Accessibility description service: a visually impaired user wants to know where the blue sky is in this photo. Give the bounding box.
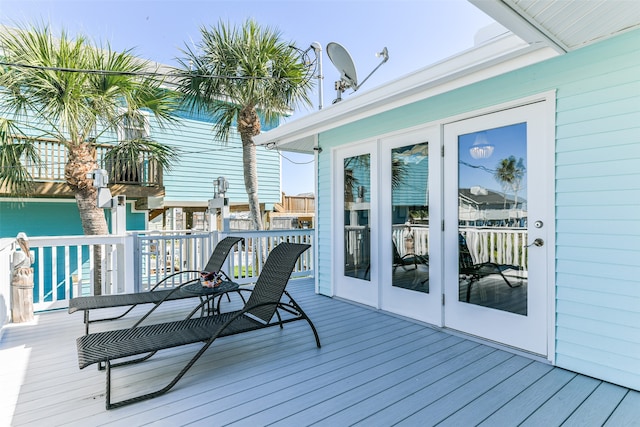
[459,123,527,199]
[0,0,496,195]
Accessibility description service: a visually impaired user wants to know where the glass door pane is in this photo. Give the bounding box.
[391,143,429,293]
[344,154,371,280]
[444,100,550,356]
[457,123,528,315]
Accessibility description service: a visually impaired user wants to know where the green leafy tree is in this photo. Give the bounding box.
[0,24,179,294]
[174,19,314,230]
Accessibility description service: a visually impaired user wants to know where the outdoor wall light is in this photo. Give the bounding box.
[213,176,229,198]
[469,131,494,159]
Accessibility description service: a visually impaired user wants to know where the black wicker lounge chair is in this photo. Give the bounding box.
[459,236,522,302]
[76,242,320,410]
[69,236,243,334]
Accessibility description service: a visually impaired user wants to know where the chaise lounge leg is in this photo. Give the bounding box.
[284,291,321,348]
[105,337,220,410]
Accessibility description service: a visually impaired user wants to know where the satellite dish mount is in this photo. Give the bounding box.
[326,42,389,103]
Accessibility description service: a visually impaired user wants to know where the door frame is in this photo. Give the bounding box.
[328,91,556,361]
[379,126,442,325]
[332,139,380,308]
[441,92,556,360]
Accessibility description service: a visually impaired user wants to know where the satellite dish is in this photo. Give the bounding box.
[326,41,389,104]
[326,42,358,91]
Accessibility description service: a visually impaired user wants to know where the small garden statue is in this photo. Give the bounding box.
[12,232,35,323]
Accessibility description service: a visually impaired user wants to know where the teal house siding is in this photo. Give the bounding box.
[0,200,146,237]
[392,161,428,207]
[1,100,282,238]
[552,30,640,389]
[0,201,84,237]
[0,200,145,302]
[315,29,640,389]
[150,115,281,205]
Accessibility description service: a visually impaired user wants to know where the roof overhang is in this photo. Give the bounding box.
[470,0,640,53]
[254,32,557,153]
[255,0,640,154]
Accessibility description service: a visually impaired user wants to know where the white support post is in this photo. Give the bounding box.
[121,234,136,294]
[110,195,127,235]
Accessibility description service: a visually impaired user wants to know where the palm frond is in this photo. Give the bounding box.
[0,118,39,196]
[102,137,179,173]
[173,18,315,138]
[1,23,179,145]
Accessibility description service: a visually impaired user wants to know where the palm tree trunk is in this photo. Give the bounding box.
[242,137,263,230]
[238,106,263,230]
[65,143,110,295]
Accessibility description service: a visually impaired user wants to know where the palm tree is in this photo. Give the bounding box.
[0,120,40,196]
[0,24,179,294]
[494,156,525,209]
[174,19,314,230]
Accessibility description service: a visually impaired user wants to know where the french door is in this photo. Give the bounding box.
[443,101,551,356]
[333,131,441,323]
[379,128,441,324]
[334,141,379,307]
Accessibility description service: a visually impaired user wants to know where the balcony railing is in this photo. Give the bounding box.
[13,136,162,186]
[1,226,529,316]
[0,229,315,312]
[339,226,528,271]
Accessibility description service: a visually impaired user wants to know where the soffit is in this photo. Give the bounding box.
[471,0,640,52]
[256,1,640,153]
[254,33,553,153]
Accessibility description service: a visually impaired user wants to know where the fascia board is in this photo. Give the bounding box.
[255,33,557,152]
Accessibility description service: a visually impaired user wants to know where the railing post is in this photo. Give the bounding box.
[129,232,141,293]
[0,240,14,332]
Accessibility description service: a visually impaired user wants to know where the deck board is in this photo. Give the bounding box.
[520,375,602,426]
[560,382,629,427]
[604,391,640,426]
[1,277,639,426]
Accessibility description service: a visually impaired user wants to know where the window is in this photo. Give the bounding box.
[117,111,150,142]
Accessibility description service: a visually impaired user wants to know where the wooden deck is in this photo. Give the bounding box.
[1,278,638,426]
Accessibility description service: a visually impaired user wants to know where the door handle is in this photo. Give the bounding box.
[528,238,544,247]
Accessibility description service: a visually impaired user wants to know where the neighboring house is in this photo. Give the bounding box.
[0,70,282,238]
[459,186,525,227]
[255,1,640,392]
[268,192,316,230]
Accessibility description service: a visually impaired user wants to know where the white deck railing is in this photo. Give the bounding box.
[0,238,14,333]
[0,229,314,314]
[461,227,528,268]
[14,234,135,312]
[385,225,528,268]
[133,229,314,291]
[1,226,527,317]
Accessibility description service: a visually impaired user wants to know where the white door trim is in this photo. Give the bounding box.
[378,126,443,325]
[442,97,555,359]
[332,140,380,308]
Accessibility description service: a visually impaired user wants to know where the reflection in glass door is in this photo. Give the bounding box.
[458,124,528,314]
[443,101,550,356]
[344,154,371,280]
[391,143,429,293]
[380,127,441,326]
[335,142,378,308]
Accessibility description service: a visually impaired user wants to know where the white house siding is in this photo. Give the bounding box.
[152,115,281,205]
[315,29,640,390]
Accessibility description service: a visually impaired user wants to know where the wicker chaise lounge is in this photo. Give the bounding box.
[459,237,522,302]
[76,242,320,410]
[69,236,243,334]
